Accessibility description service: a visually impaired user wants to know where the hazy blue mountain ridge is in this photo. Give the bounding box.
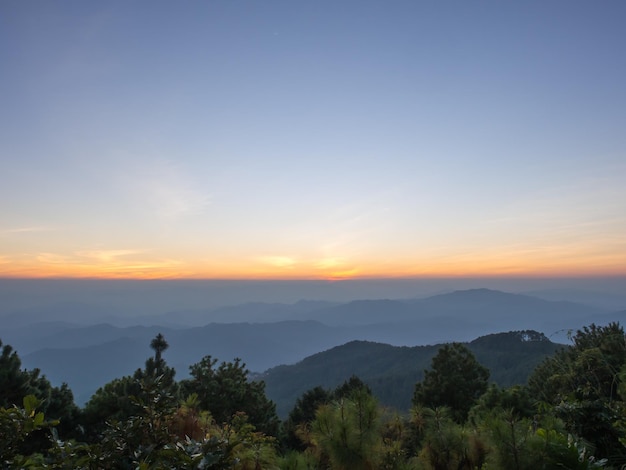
[20,321,350,403]
[2,288,620,406]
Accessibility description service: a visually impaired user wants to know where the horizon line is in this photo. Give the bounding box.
[2,273,625,282]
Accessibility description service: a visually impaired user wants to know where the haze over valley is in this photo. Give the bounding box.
[1,278,624,407]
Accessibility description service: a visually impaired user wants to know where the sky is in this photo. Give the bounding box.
[1,1,625,280]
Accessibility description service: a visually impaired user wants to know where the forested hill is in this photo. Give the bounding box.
[263,330,563,417]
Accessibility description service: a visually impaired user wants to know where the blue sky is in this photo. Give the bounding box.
[1,1,625,278]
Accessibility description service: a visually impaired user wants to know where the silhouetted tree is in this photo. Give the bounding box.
[283,386,332,450]
[413,343,489,423]
[180,356,279,436]
[150,333,169,376]
[83,334,178,440]
[333,374,372,400]
[0,339,78,453]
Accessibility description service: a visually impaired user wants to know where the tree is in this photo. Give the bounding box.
[283,386,332,451]
[49,380,280,470]
[0,339,79,453]
[468,384,535,425]
[82,375,143,436]
[309,387,382,470]
[180,356,279,436]
[333,375,372,400]
[141,333,177,390]
[529,323,626,404]
[0,395,56,467]
[527,322,626,464]
[150,333,169,376]
[0,341,34,408]
[413,343,489,423]
[481,410,604,470]
[415,407,487,470]
[82,334,178,440]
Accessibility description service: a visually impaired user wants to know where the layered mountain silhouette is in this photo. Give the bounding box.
[0,288,620,404]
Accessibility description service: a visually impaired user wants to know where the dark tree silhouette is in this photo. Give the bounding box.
[180,356,279,436]
[413,343,489,422]
[150,333,169,376]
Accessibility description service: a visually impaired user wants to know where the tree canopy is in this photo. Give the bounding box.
[413,343,489,423]
[180,355,280,436]
[2,322,625,468]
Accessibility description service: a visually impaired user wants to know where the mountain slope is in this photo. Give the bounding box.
[262,330,564,417]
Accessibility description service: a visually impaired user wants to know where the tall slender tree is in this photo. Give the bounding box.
[150,333,169,376]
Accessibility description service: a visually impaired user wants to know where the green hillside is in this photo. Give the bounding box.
[263,330,564,416]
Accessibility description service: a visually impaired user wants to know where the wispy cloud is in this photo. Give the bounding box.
[122,158,211,219]
[36,252,76,264]
[0,226,57,235]
[34,249,146,266]
[28,249,184,278]
[76,249,142,262]
[258,256,297,268]
[315,257,346,270]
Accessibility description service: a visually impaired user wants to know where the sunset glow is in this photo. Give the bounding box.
[1,2,625,281]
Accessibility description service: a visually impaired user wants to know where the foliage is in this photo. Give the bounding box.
[282,375,374,452]
[2,323,626,467]
[0,340,38,409]
[414,407,487,470]
[468,384,535,424]
[0,339,79,453]
[47,379,279,469]
[529,323,626,404]
[283,385,332,451]
[180,355,279,436]
[277,450,319,470]
[413,343,489,423]
[83,333,179,440]
[0,395,56,467]
[528,322,626,464]
[308,387,382,470]
[82,375,142,434]
[480,410,606,470]
[333,375,372,399]
[265,332,562,417]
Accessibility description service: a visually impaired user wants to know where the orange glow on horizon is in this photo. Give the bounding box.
[1,241,625,280]
[2,258,625,281]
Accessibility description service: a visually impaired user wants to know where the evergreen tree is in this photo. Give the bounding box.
[149,333,169,376]
[415,407,487,470]
[283,386,332,451]
[528,322,626,464]
[180,356,279,436]
[468,384,535,424]
[82,334,178,440]
[310,387,382,470]
[413,343,489,423]
[0,339,79,452]
[333,375,372,400]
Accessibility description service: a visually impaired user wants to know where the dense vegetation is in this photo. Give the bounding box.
[1,322,625,468]
[264,330,561,416]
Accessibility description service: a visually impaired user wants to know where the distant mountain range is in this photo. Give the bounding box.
[1,288,624,405]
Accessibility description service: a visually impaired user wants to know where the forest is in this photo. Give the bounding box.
[1,322,625,469]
